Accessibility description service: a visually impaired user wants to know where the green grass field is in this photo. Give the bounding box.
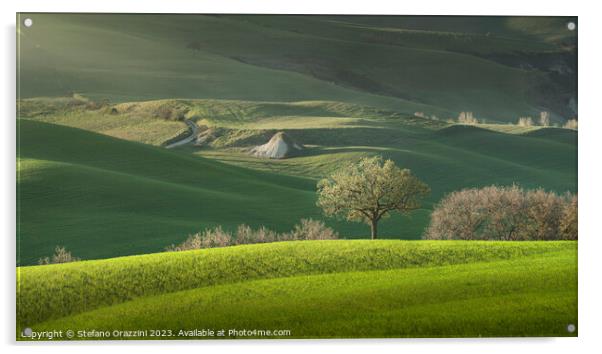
[17,112,576,265]
[18,14,576,122]
[17,119,327,264]
[16,14,578,265]
[17,240,577,339]
[16,14,578,339]
[18,97,188,146]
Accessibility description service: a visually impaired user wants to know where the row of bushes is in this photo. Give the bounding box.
[417,109,578,130]
[165,218,338,252]
[36,186,576,265]
[425,185,577,241]
[38,246,80,265]
[36,219,338,264]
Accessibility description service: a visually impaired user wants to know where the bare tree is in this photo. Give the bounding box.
[523,189,565,240]
[559,195,578,240]
[458,111,478,125]
[484,185,530,240]
[563,118,578,130]
[38,246,80,265]
[425,188,487,240]
[539,111,551,127]
[517,117,534,127]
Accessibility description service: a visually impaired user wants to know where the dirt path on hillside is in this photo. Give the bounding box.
[165,120,199,149]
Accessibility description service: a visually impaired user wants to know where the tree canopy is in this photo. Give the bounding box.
[317,156,430,239]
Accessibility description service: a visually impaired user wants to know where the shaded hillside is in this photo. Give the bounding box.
[17,120,321,264]
[18,14,576,122]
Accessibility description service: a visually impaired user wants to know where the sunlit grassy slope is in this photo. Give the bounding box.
[17,240,577,338]
[18,14,576,122]
[17,104,576,265]
[193,122,577,192]
[18,97,189,146]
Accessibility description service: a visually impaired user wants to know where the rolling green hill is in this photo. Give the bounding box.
[17,101,577,265]
[19,118,445,264]
[17,97,189,146]
[16,14,578,266]
[18,14,577,122]
[191,112,577,193]
[17,120,324,265]
[17,240,577,338]
[16,14,579,340]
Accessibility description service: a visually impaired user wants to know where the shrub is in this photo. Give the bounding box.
[423,188,487,240]
[457,111,478,125]
[254,226,281,243]
[563,118,578,130]
[165,226,233,251]
[523,189,565,240]
[424,185,576,241]
[38,246,80,265]
[539,111,551,127]
[84,99,110,111]
[559,195,578,240]
[482,185,530,240]
[287,218,339,240]
[166,218,338,251]
[199,226,233,248]
[154,105,188,121]
[155,106,174,120]
[234,224,280,244]
[517,117,533,127]
[233,224,254,244]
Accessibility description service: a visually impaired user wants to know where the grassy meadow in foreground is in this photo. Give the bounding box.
[17,240,577,338]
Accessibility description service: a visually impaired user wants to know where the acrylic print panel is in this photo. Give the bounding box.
[16,13,577,340]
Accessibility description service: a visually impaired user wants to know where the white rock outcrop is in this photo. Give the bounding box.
[250,132,303,159]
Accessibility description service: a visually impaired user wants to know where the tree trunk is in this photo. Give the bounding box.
[370,219,378,240]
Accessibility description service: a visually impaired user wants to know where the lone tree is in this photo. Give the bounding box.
[317,156,430,239]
